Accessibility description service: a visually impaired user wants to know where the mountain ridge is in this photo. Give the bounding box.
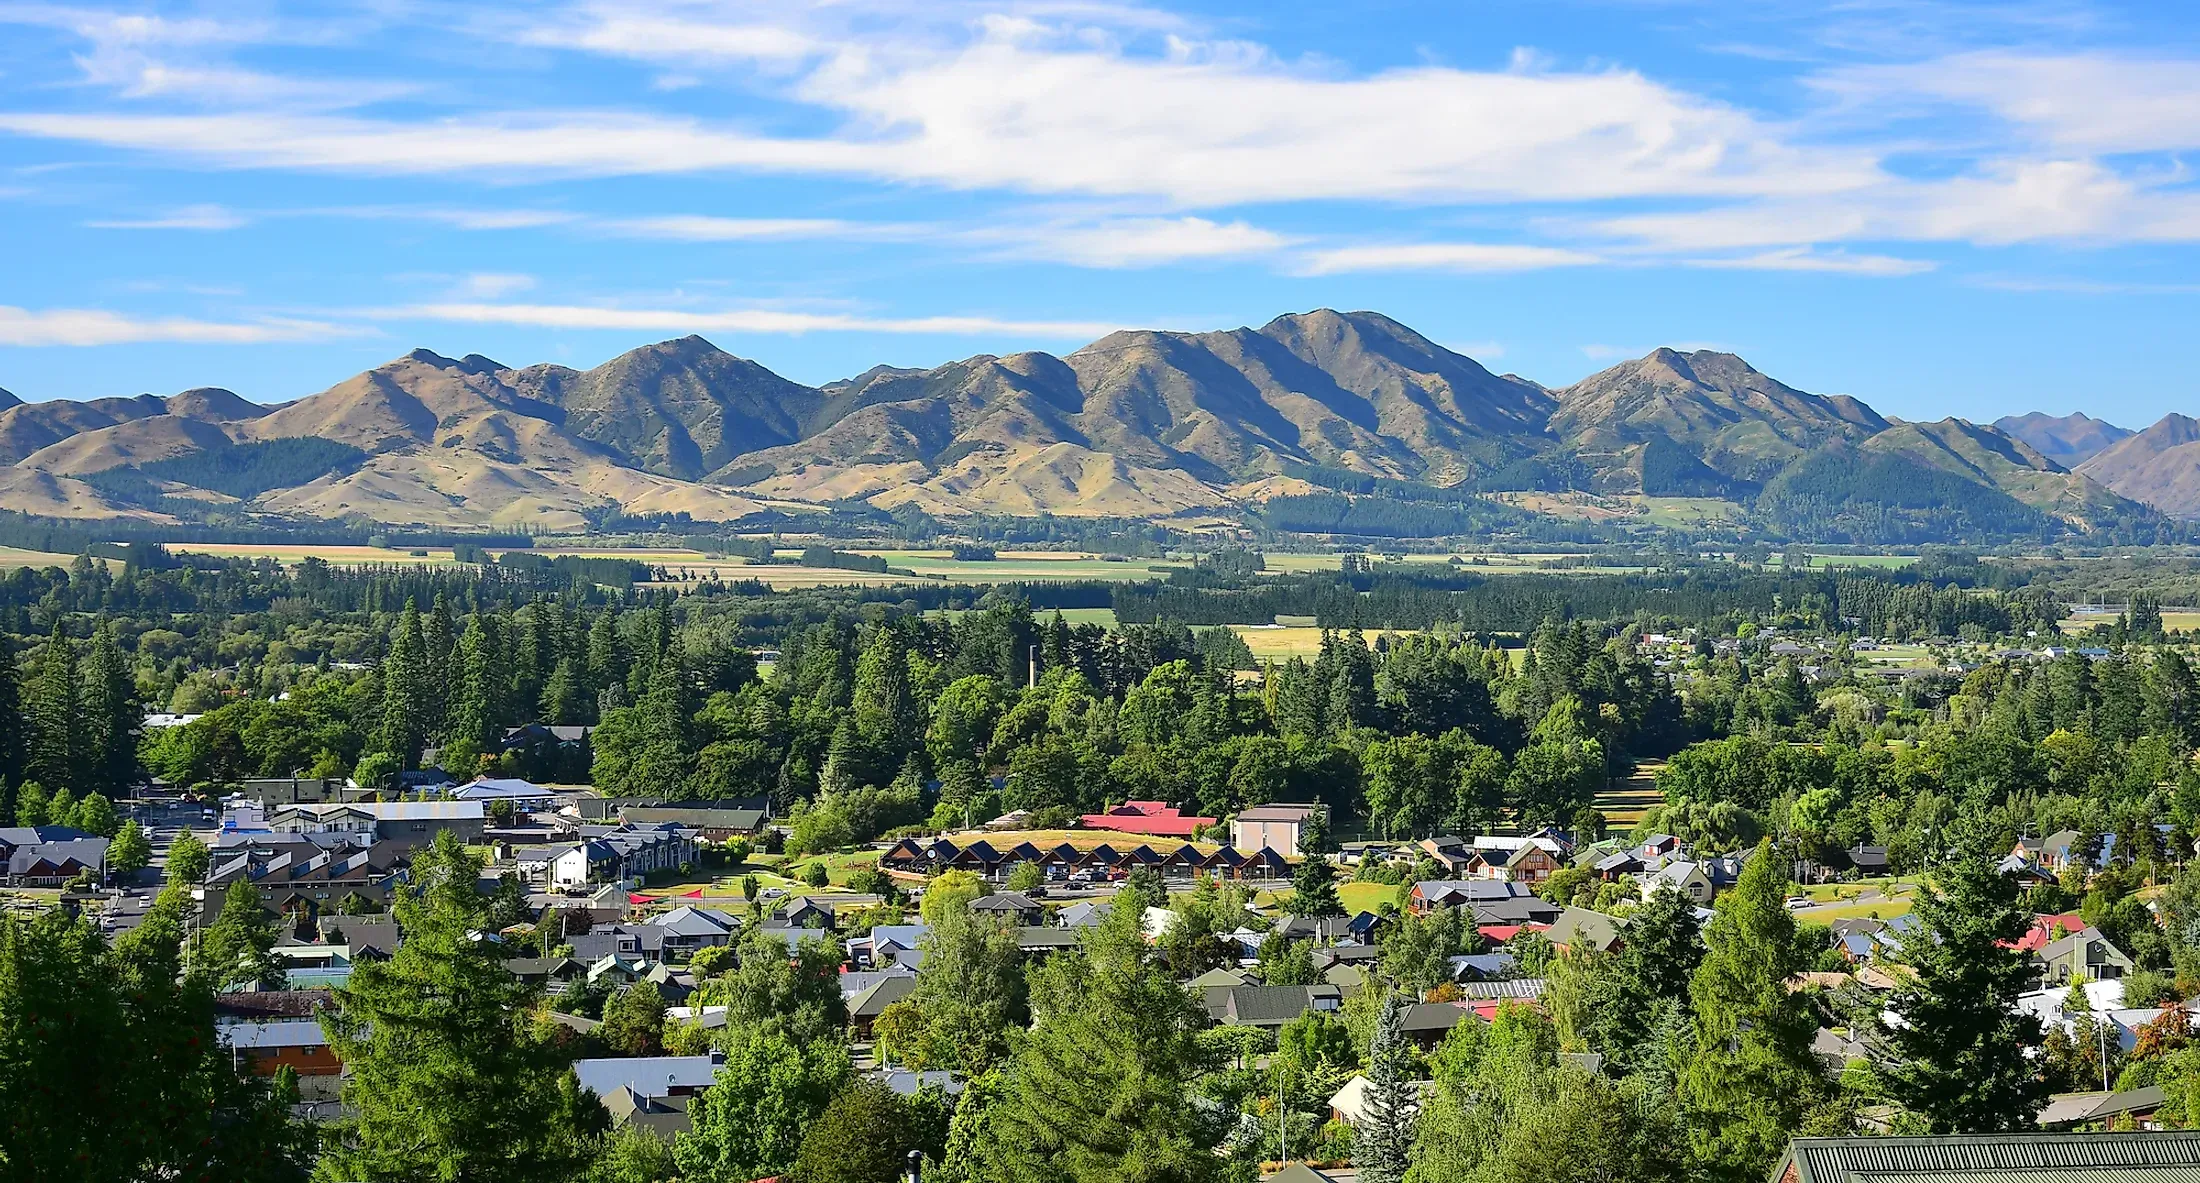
[0,310,2170,537]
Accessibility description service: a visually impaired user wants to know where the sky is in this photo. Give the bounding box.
[2,0,2199,426]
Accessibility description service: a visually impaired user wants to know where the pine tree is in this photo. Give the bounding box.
[1678,841,1823,1183]
[380,600,429,768]
[81,622,137,797]
[1359,991,1418,1183]
[422,592,457,740]
[199,879,285,990]
[1287,852,1345,917]
[448,614,500,750]
[0,634,25,818]
[1878,817,2048,1131]
[24,621,79,795]
[319,831,605,1182]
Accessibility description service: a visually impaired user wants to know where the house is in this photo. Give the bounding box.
[970,892,1044,926]
[3,832,109,886]
[574,1053,722,1109]
[400,769,458,795]
[1057,901,1111,929]
[234,777,350,806]
[1232,804,1326,856]
[1014,927,1082,957]
[1399,1002,1473,1048]
[580,794,771,823]
[601,1088,691,1141]
[777,898,836,930]
[505,957,586,985]
[2038,926,2134,983]
[1077,801,1217,839]
[2037,1086,2167,1129]
[644,906,739,961]
[454,778,562,809]
[1329,1074,1433,1126]
[1266,1167,1341,1183]
[544,825,698,887]
[219,1018,341,1077]
[1547,907,1623,954]
[1409,880,1561,926]
[1492,843,1561,884]
[1216,984,1343,1029]
[204,845,391,924]
[1771,1131,2200,1183]
[267,801,487,850]
[847,974,918,1039]
[1641,860,1714,904]
[619,807,767,841]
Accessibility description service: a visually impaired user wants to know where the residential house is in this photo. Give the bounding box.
[1057,901,1111,929]
[1547,906,1623,954]
[573,1053,723,1114]
[644,906,739,961]
[1409,880,1562,926]
[267,801,487,850]
[619,806,766,841]
[1231,804,1327,856]
[454,778,562,810]
[204,845,391,924]
[1770,1131,2200,1183]
[219,1018,341,1077]
[0,827,109,886]
[2038,926,2134,983]
[544,825,698,888]
[970,892,1044,926]
[2037,1087,2167,1130]
[1641,860,1715,904]
[1215,984,1343,1030]
[848,974,918,1039]
[1078,801,1217,839]
[581,795,771,823]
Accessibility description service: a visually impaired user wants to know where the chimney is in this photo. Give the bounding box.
[1029,644,1039,689]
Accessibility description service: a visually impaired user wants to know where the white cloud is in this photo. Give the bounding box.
[0,305,348,346]
[1297,242,1601,274]
[455,273,536,298]
[376,302,1130,338]
[1684,248,1936,276]
[606,215,873,241]
[1448,340,1506,360]
[1814,52,2200,154]
[84,203,246,230]
[977,216,1294,267]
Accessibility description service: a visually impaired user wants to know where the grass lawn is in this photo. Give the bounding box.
[1801,897,1916,923]
[1339,881,1406,915]
[1227,625,1431,661]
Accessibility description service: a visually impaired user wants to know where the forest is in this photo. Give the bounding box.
[2,545,2200,1181]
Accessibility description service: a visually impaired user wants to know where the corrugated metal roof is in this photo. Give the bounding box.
[1853,1169,2200,1183]
[1786,1133,2200,1183]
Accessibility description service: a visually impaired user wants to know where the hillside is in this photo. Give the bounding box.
[2077,414,2200,517]
[1994,411,2132,467]
[1549,348,1887,490]
[0,310,2169,539]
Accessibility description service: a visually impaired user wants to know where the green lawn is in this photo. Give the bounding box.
[1340,881,1406,915]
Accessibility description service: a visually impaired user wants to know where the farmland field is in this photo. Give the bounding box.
[0,547,97,570]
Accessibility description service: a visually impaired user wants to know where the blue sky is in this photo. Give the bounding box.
[2,0,2198,427]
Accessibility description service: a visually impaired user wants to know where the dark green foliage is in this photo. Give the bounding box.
[1758,446,2053,544]
[1877,819,2049,1132]
[1288,852,1345,917]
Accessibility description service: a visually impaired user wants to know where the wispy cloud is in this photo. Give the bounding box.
[975,217,1295,268]
[1684,248,1935,276]
[0,305,352,346]
[1297,242,1601,274]
[373,301,1133,337]
[84,203,247,230]
[454,273,535,298]
[605,215,883,241]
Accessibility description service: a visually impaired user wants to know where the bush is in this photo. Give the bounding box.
[804,861,831,888]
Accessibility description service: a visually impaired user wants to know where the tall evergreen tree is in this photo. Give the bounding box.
[1287,852,1345,917]
[379,601,429,768]
[81,621,138,798]
[1359,991,1418,1183]
[0,633,25,817]
[24,621,79,795]
[200,879,286,991]
[1678,841,1823,1183]
[1878,818,2048,1131]
[318,831,605,1182]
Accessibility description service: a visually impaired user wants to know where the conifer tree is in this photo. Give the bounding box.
[200,879,286,991]
[24,621,79,795]
[0,633,25,818]
[82,621,138,797]
[319,830,605,1182]
[1287,852,1345,917]
[1359,991,1418,1183]
[1878,817,2048,1132]
[380,600,429,768]
[1678,841,1823,1183]
[448,613,500,751]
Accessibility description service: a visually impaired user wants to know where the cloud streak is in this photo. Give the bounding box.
[373,301,1134,338]
[0,305,351,346]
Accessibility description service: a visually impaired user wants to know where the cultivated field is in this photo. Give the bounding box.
[0,547,96,570]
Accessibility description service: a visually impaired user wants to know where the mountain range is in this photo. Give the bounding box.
[0,309,2188,539]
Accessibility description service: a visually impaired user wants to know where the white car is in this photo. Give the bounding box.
[1784,896,1813,910]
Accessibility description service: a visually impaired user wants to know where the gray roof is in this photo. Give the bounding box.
[1454,978,1546,1000]
[573,1056,720,1101]
[1780,1132,2200,1183]
[848,973,918,1018]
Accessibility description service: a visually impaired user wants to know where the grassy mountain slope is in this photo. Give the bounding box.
[1551,348,1886,485]
[2077,414,2200,517]
[1861,417,2139,522]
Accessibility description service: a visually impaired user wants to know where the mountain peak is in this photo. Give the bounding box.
[0,386,20,411]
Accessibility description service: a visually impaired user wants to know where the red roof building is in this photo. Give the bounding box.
[1078,801,1217,838]
[2013,912,2087,954]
